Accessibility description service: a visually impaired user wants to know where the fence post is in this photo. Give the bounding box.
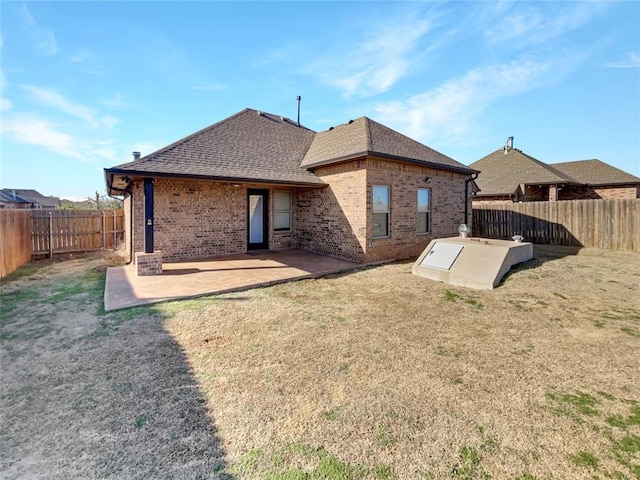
[112,210,117,248]
[48,211,53,258]
[102,211,106,250]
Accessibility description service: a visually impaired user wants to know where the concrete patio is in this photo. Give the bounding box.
[104,249,364,311]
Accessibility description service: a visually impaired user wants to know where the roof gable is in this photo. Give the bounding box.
[109,108,323,186]
[469,148,578,196]
[550,159,640,186]
[301,117,475,174]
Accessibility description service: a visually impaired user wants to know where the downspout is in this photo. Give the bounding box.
[106,177,134,265]
[464,172,479,226]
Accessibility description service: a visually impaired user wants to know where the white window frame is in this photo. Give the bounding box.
[417,188,431,234]
[372,185,390,238]
[273,190,292,232]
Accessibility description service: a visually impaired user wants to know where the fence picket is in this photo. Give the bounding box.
[472,199,639,251]
[29,209,125,256]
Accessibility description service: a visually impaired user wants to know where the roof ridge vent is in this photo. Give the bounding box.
[257,111,262,117]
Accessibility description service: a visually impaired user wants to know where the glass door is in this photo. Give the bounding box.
[247,189,268,250]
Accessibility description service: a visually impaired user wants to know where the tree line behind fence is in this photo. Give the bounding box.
[472,199,639,251]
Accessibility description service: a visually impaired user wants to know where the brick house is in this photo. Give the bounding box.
[470,138,640,203]
[104,108,478,263]
[0,189,60,209]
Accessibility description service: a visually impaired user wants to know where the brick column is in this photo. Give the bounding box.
[135,251,163,276]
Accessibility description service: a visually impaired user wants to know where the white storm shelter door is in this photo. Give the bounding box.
[421,242,464,270]
[248,189,268,250]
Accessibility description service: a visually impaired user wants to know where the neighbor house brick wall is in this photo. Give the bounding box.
[558,185,639,200]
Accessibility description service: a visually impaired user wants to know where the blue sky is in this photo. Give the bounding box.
[1,1,639,200]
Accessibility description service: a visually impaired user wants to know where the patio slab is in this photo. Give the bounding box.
[104,249,363,311]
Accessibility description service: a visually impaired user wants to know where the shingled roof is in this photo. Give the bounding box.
[105,108,476,194]
[469,147,579,196]
[0,189,60,208]
[106,109,322,192]
[550,159,640,186]
[301,116,475,174]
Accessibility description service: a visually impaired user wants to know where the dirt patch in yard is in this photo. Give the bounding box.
[1,246,639,479]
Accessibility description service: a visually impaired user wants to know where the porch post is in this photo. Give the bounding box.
[144,178,154,253]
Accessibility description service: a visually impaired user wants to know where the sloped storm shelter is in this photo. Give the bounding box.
[412,227,533,290]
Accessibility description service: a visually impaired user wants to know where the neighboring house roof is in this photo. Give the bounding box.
[301,116,474,174]
[0,189,60,208]
[469,147,580,197]
[550,159,640,186]
[105,108,477,194]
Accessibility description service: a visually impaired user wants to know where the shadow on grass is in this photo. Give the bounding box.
[0,257,232,479]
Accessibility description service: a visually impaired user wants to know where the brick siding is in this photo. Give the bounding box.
[473,184,639,204]
[128,179,301,261]
[363,157,468,262]
[558,185,639,200]
[125,158,470,263]
[135,252,163,276]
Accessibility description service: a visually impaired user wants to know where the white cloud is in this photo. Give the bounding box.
[606,52,640,68]
[1,114,85,161]
[310,11,434,98]
[21,85,119,129]
[1,113,130,165]
[19,3,58,56]
[0,98,12,111]
[21,85,97,125]
[374,53,584,144]
[484,2,606,47]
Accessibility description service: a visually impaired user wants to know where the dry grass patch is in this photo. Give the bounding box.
[1,246,639,479]
[1,252,227,479]
[159,245,640,479]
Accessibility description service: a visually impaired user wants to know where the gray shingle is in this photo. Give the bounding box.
[111,108,323,186]
[0,189,60,208]
[551,159,640,185]
[106,108,475,193]
[301,117,474,173]
[470,148,579,196]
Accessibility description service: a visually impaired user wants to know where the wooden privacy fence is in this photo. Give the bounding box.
[31,209,125,257]
[472,199,639,251]
[0,210,33,278]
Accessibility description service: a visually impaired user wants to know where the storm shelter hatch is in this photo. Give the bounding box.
[412,237,533,290]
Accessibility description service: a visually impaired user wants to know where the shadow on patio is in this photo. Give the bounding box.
[105,249,364,311]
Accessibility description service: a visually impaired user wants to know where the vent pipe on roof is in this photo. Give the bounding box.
[297,95,301,127]
[504,136,514,154]
[132,151,141,161]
